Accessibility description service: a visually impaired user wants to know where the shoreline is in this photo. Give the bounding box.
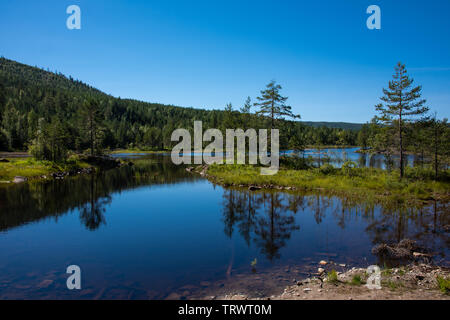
[210,263,450,300]
[0,155,129,185]
[196,164,450,205]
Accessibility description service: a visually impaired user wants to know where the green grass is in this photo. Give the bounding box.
[350,274,364,285]
[0,157,91,182]
[327,270,339,283]
[383,279,403,290]
[436,276,450,295]
[206,164,450,202]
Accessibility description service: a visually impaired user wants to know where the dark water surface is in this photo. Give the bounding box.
[0,153,448,299]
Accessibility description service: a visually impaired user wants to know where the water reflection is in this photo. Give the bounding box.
[221,189,449,265]
[0,154,448,299]
[0,156,197,232]
[282,147,419,169]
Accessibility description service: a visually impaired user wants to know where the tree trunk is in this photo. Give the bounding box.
[434,122,438,179]
[399,105,404,178]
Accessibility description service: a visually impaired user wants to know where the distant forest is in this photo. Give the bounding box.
[0,58,360,156]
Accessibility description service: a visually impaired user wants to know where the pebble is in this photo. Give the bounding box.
[319,260,327,266]
[303,288,311,292]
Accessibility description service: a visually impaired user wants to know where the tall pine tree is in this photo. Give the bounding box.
[375,62,428,178]
[254,81,299,129]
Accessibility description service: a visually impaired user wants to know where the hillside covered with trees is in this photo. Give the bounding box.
[0,58,360,160]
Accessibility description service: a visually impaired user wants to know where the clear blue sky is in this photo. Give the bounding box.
[1,0,449,123]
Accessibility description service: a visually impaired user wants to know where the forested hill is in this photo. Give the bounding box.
[0,57,361,152]
[301,121,362,131]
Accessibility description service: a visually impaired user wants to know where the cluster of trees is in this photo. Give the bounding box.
[357,63,450,178]
[0,58,359,161]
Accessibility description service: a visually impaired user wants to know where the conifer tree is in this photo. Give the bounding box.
[375,62,428,178]
[254,81,299,129]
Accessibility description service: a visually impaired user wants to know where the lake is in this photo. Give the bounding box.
[0,150,448,299]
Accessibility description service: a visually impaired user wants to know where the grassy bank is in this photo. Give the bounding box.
[206,164,450,202]
[0,157,92,183]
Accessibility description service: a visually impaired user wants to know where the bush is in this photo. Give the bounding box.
[327,270,338,283]
[437,276,450,295]
[318,163,336,175]
[342,160,358,177]
[280,155,312,170]
[405,166,435,180]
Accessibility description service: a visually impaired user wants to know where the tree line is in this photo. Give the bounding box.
[0,58,358,162]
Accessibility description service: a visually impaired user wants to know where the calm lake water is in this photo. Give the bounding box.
[0,149,448,299]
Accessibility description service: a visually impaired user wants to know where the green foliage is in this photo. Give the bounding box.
[327,270,338,283]
[0,157,90,181]
[341,160,357,177]
[280,155,312,170]
[254,80,299,128]
[206,164,450,201]
[351,274,363,285]
[375,62,429,178]
[436,276,450,295]
[318,164,336,175]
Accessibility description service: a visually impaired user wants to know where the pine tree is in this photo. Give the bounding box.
[80,98,104,156]
[254,81,299,129]
[375,62,428,178]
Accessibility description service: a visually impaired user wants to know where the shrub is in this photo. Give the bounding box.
[280,155,312,170]
[319,164,336,175]
[342,160,358,177]
[437,276,450,295]
[351,274,363,285]
[327,270,338,283]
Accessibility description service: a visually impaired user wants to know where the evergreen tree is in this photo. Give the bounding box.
[254,81,299,129]
[80,98,104,156]
[375,62,429,178]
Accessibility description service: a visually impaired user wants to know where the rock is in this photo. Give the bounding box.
[303,288,311,292]
[339,264,346,267]
[0,158,9,162]
[13,176,27,183]
[248,185,261,191]
[318,268,325,274]
[319,260,327,266]
[186,167,194,172]
[413,252,431,258]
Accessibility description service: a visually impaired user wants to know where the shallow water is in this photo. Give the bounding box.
[0,153,448,299]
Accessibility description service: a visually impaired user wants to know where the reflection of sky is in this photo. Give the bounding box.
[113,147,419,169]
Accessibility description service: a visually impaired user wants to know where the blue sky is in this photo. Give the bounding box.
[1,0,449,122]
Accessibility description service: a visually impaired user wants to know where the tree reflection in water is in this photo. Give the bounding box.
[78,175,110,231]
[221,188,449,264]
[0,155,448,265]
